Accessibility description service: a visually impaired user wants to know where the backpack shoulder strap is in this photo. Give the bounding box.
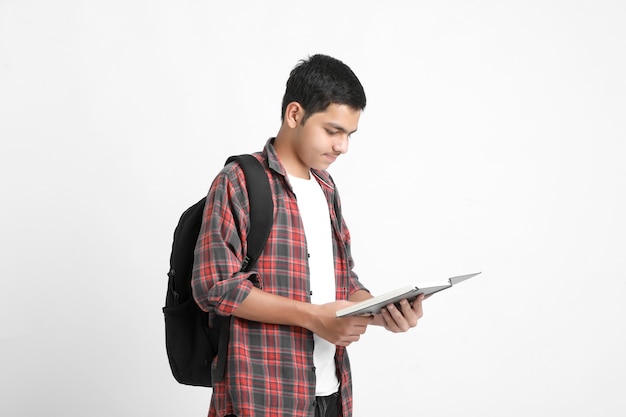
[225,154,274,271]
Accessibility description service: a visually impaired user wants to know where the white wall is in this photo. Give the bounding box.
[1,1,624,416]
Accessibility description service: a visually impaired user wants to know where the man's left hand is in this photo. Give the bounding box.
[377,293,425,333]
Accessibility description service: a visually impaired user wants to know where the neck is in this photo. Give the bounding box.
[274,126,310,179]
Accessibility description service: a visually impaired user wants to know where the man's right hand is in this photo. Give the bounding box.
[307,301,373,347]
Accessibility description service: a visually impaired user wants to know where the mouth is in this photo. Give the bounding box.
[324,153,339,163]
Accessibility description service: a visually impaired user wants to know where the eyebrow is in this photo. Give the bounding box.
[326,122,358,135]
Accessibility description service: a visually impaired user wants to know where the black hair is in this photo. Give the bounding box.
[281,54,366,122]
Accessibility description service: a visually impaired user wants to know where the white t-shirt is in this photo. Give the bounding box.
[288,173,340,396]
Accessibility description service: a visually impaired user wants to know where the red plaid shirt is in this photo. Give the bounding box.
[192,139,368,417]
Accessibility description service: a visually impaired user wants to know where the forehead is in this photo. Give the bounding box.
[309,103,361,132]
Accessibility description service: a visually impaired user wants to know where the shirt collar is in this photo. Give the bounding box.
[263,137,286,176]
[262,137,335,192]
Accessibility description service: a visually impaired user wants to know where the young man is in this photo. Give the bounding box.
[192,54,425,417]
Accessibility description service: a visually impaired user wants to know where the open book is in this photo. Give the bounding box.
[335,272,481,317]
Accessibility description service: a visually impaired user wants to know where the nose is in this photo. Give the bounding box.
[332,135,349,154]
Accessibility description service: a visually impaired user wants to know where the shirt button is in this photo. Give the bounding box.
[310,291,313,296]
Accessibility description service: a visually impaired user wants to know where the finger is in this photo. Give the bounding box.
[355,315,375,325]
[341,315,374,325]
[346,324,368,337]
[412,295,425,319]
[390,304,412,331]
[383,304,409,332]
[379,307,397,332]
[398,299,414,316]
[337,333,362,347]
[398,300,419,328]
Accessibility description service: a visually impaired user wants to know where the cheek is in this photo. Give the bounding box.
[298,129,323,154]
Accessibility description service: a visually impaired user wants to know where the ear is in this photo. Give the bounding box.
[284,102,304,128]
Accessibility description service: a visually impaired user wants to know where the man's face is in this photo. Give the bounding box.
[293,103,361,172]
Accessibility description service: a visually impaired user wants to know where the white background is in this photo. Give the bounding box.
[1,1,625,416]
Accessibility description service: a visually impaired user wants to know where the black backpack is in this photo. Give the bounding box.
[163,154,274,387]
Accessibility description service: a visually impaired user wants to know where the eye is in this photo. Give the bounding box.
[325,128,338,135]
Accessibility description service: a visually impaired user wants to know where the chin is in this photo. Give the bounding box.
[313,162,332,171]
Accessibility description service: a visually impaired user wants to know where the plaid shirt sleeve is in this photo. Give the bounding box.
[192,163,258,321]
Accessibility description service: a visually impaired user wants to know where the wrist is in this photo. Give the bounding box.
[298,302,322,333]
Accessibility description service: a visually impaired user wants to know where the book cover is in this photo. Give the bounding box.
[335,272,480,317]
